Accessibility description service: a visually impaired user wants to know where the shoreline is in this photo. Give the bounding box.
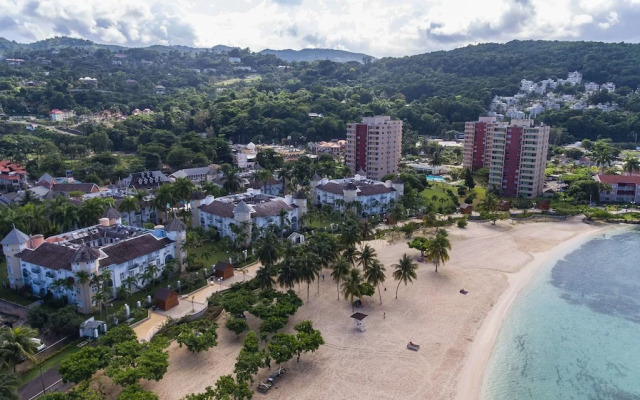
[454,221,622,400]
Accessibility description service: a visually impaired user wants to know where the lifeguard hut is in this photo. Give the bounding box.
[350,312,368,332]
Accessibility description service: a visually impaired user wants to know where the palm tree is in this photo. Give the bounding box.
[74,270,91,311]
[143,263,160,288]
[0,370,19,400]
[222,167,242,194]
[297,250,321,302]
[256,265,275,290]
[153,184,175,224]
[479,193,498,213]
[364,259,386,304]
[426,230,451,273]
[118,196,140,226]
[277,208,290,238]
[392,254,418,299]
[342,245,357,268]
[172,177,196,205]
[330,257,350,300]
[623,156,640,175]
[254,169,273,193]
[341,268,362,304]
[359,219,375,241]
[255,232,281,268]
[0,326,39,372]
[123,275,138,293]
[277,258,298,290]
[308,232,339,293]
[355,244,377,272]
[278,166,293,195]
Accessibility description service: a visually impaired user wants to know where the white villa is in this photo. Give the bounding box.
[311,174,404,216]
[197,189,306,240]
[1,213,186,314]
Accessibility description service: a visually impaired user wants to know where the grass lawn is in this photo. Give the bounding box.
[186,242,227,266]
[421,183,487,212]
[421,183,457,210]
[18,339,85,386]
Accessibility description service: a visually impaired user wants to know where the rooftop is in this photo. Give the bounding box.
[199,192,295,218]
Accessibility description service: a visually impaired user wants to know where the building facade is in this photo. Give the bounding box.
[595,175,640,203]
[463,117,550,198]
[1,216,185,314]
[197,189,306,241]
[311,174,403,216]
[346,116,402,180]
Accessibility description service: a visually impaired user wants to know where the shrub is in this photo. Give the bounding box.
[457,218,468,228]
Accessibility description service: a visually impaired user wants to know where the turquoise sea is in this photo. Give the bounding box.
[481,229,640,400]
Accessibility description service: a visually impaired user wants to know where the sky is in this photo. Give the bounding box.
[2,0,640,57]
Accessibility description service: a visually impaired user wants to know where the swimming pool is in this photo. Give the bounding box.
[426,175,446,182]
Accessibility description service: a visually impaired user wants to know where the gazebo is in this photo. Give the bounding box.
[350,312,368,332]
[214,261,234,280]
[154,288,179,311]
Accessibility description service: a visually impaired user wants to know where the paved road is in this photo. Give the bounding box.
[18,367,73,400]
[2,120,79,136]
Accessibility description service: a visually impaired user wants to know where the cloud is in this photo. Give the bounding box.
[0,0,639,57]
[0,0,197,47]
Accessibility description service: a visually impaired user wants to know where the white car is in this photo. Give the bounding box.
[31,338,46,352]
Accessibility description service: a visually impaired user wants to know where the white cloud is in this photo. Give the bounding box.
[0,0,639,56]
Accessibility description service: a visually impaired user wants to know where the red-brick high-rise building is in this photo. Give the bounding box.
[463,117,550,198]
[346,116,402,180]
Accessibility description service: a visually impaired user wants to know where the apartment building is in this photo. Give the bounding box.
[346,116,402,180]
[595,175,640,203]
[2,215,186,314]
[463,117,550,198]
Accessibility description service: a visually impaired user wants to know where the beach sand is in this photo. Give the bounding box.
[141,218,612,400]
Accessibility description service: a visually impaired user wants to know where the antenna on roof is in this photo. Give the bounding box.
[12,223,16,229]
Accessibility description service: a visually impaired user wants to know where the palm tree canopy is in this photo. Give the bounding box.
[392,254,418,285]
[478,193,499,212]
[341,268,363,302]
[364,259,386,286]
[355,244,377,271]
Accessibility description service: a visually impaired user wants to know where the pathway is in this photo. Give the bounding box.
[132,264,259,342]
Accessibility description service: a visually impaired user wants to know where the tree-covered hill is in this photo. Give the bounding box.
[2,36,640,177]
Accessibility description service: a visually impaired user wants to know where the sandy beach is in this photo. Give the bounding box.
[140,218,614,400]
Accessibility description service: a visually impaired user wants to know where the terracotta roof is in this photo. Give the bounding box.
[596,174,640,185]
[51,183,98,194]
[214,261,232,271]
[16,243,77,271]
[99,234,173,267]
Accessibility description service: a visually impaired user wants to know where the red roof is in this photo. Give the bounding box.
[596,175,640,185]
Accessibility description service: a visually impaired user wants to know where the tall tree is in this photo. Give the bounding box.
[425,230,451,272]
[118,196,140,226]
[341,268,363,304]
[364,259,386,304]
[623,156,640,175]
[392,254,418,299]
[330,257,351,300]
[0,326,39,372]
[355,244,377,272]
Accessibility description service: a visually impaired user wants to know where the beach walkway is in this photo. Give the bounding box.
[132,264,259,342]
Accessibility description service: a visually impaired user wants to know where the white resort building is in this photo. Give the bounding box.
[310,174,404,216]
[196,189,307,241]
[1,210,186,314]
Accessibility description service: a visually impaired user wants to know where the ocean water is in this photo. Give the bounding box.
[481,229,640,400]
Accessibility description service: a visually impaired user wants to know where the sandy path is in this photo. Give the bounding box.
[143,218,614,400]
